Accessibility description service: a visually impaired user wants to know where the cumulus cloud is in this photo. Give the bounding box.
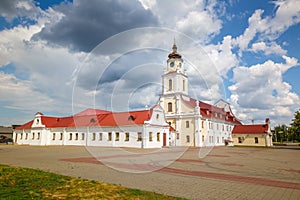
[234,0,300,55]
[139,0,222,43]
[229,56,300,125]
[250,41,287,56]
[0,0,41,22]
[34,0,158,52]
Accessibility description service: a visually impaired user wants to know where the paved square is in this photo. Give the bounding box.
[0,145,299,199]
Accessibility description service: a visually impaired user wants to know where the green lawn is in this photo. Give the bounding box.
[0,165,185,199]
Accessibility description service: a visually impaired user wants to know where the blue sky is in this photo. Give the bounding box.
[0,0,299,127]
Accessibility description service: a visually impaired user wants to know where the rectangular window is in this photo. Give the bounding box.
[217,136,219,143]
[32,132,35,140]
[81,133,85,140]
[202,121,204,128]
[60,133,63,140]
[69,133,72,140]
[157,132,160,141]
[115,132,119,141]
[222,137,224,143]
[52,133,55,140]
[37,132,40,140]
[108,132,112,141]
[183,79,186,91]
[25,133,28,140]
[92,133,96,141]
[186,135,190,143]
[125,132,129,141]
[137,132,142,141]
[202,135,205,142]
[238,137,242,143]
[20,133,23,140]
[149,132,153,142]
[75,133,78,140]
[168,102,172,112]
[168,79,173,91]
[99,133,102,141]
[255,137,258,144]
[186,121,189,128]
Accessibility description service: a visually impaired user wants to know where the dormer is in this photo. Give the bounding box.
[31,112,45,128]
[144,104,169,126]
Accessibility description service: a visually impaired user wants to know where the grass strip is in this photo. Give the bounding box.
[0,165,185,200]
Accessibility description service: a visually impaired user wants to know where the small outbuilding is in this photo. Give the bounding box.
[232,118,273,147]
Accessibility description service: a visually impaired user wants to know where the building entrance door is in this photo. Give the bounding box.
[163,133,167,146]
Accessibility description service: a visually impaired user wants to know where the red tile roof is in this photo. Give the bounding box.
[181,95,242,125]
[15,108,152,130]
[74,108,111,116]
[232,124,268,134]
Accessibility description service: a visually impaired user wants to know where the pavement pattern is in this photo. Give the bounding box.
[0,145,299,199]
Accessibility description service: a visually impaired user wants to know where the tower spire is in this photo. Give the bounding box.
[168,39,181,59]
[172,38,177,53]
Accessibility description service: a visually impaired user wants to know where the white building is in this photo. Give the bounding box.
[14,42,246,148]
[13,105,170,148]
[159,42,242,147]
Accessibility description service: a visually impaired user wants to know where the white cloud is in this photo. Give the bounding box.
[176,10,222,40]
[205,35,238,77]
[234,0,300,55]
[250,41,287,56]
[266,0,300,39]
[0,71,53,110]
[139,0,222,42]
[234,9,266,51]
[229,56,300,125]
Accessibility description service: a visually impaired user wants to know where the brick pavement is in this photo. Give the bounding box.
[0,145,299,199]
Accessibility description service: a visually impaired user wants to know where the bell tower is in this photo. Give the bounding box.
[162,40,188,96]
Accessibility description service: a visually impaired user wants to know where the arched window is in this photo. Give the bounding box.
[168,79,173,91]
[168,102,172,112]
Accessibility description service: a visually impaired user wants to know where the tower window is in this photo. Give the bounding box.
[186,121,189,128]
[183,80,186,91]
[168,79,173,91]
[186,135,190,143]
[168,102,172,112]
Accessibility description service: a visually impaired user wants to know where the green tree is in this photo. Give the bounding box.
[273,124,288,142]
[290,109,300,142]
